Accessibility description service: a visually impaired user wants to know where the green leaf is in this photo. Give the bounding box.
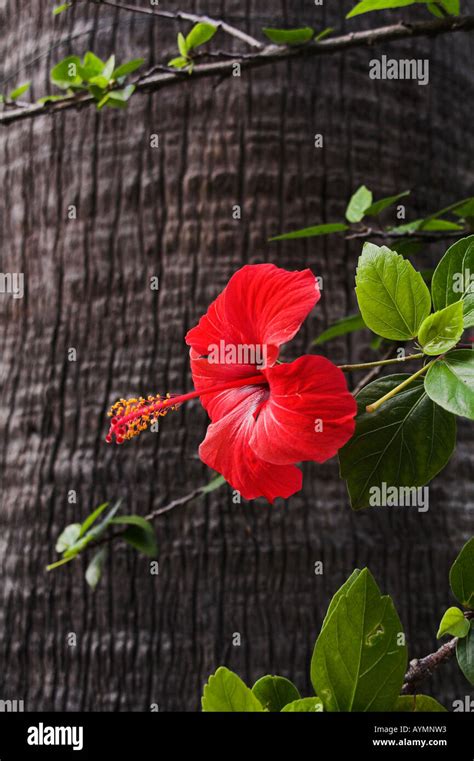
[339,375,457,510]
[311,568,407,711]
[364,191,410,217]
[431,236,474,328]
[77,52,105,81]
[439,0,460,14]
[8,82,30,100]
[424,350,474,421]
[270,222,348,241]
[99,85,135,109]
[51,55,82,89]
[252,676,300,712]
[449,538,474,609]
[63,501,121,557]
[315,28,334,41]
[281,698,323,712]
[167,56,190,69]
[418,302,464,356]
[200,474,227,494]
[85,548,107,590]
[453,198,474,218]
[55,523,82,553]
[421,219,464,231]
[355,243,431,340]
[178,32,188,58]
[111,515,158,557]
[395,695,447,712]
[112,58,145,79]
[437,607,470,639]
[346,185,373,223]
[262,27,314,45]
[202,667,264,712]
[321,570,362,629]
[37,95,65,104]
[456,623,474,685]
[312,314,367,346]
[186,23,217,50]
[347,0,422,19]
[53,3,71,15]
[79,502,109,537]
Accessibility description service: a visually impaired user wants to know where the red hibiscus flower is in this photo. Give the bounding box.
[106,264,356,503]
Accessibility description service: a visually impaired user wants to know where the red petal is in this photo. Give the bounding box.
[250,355,357,465]
[199,390,302,502]
[185,264,320,368]
[189,354,265,421]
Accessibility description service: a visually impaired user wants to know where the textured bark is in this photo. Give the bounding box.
[0,0,473,711]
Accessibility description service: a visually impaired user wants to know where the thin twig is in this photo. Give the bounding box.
[345,228,467,242]
[352,348,396,395]
[2,15,474,126]
[338,352,424,372]
[89,0,264,49]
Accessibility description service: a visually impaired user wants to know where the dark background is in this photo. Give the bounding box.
[0,0,472,711]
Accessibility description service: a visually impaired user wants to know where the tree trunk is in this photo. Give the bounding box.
[0,0,472,711]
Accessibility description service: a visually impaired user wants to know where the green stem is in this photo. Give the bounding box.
[365,360,437,414]
[338,352,424,372]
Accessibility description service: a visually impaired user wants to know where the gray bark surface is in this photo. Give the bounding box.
[0,0,472,710]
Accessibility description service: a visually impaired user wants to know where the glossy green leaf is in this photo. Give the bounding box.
[449,538,474,609]
[168,56,190,69]
[269,222,348,241]
[456,624,474,685]
[8,82,30,100]
[437,607,470,639]
[431,236,474,328]
[339,375,456,510]
[311,568,407,712]
[112,58,144,79]
[252,676,300,712]
[178,32,188,57]
[424,350,474,420]
[262,27,314,45]
[55,523,82,553]
[364,190,410,217]
[345,185,373,223]
[53,3,71,14]
[347,0,424,18]
[186,22,217,50]
[111,515,158,557]
[202,667,264,712]
[281,698,323,712]
[422,219,464,231]
[395,695,447,712]
[85,548,107,590]
[50,55,82,89]
[355,243,431,340]
[312,313,366,345]
[418,302,464,356]
[321,570,362,629]
[63,502,121,557]
[315,28,334,41]
[78,52,105,81]
[453,198,474,218]
[79,502,109,537]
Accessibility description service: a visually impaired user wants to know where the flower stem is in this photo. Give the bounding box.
[365,359,437,414]
[338,352,424,372]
